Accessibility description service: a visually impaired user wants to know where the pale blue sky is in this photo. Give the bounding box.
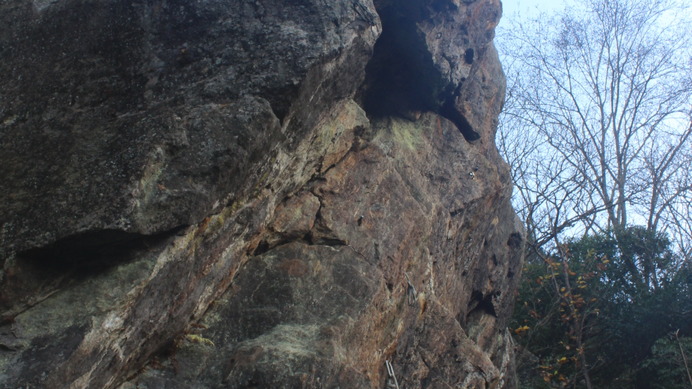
[500,0,690,28]
[500,0,565,27]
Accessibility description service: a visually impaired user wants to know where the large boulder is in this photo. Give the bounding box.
[0,0,523,387]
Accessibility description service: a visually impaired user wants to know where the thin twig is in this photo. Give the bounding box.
[673,329,692,388]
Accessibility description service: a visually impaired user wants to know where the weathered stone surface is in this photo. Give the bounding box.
[118,105,522,389]
[0,0,380,255]
[0,0,523,388]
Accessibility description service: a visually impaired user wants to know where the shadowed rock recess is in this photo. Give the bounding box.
[0,0,523,387]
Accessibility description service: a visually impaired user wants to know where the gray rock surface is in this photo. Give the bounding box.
[1,0,379,254]
[0,0,523,387]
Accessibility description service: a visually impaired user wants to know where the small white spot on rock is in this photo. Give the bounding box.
[103,312,124,332]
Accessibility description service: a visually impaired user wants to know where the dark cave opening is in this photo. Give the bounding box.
[357,1,481,142]
[1,228,180,322]
[17,228,179,269]
[466,290,498,318]
[464,48,474,64]
[357,2,445,118]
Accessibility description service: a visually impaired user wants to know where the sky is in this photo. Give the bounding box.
[499,0,690,29]
[495,0,568,61]
[499,0,566,27]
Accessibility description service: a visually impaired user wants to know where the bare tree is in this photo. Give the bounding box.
[497,0,692,267]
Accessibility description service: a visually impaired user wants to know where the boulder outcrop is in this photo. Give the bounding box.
[0,0,523,387]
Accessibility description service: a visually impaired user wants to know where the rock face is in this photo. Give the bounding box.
[0,0,523,388]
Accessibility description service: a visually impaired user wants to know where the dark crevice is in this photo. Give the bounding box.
[251,239,273,257]
[308,202,348,247]
[430,0,458,12]
[1,227,181,323]
[440,98,480,141]
[307,193,349,248]
[17,227,183,269]
[308,235,348,247]
[464,48,474,64]
[466,290,497,318]
[357,2,444,118]
[252,233,347,258]
[450,208,464,217]
[507,232,523,249]
[251,197,347,257]
[358,0,480,142]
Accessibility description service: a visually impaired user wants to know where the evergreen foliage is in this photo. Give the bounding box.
[512,227,692,387]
